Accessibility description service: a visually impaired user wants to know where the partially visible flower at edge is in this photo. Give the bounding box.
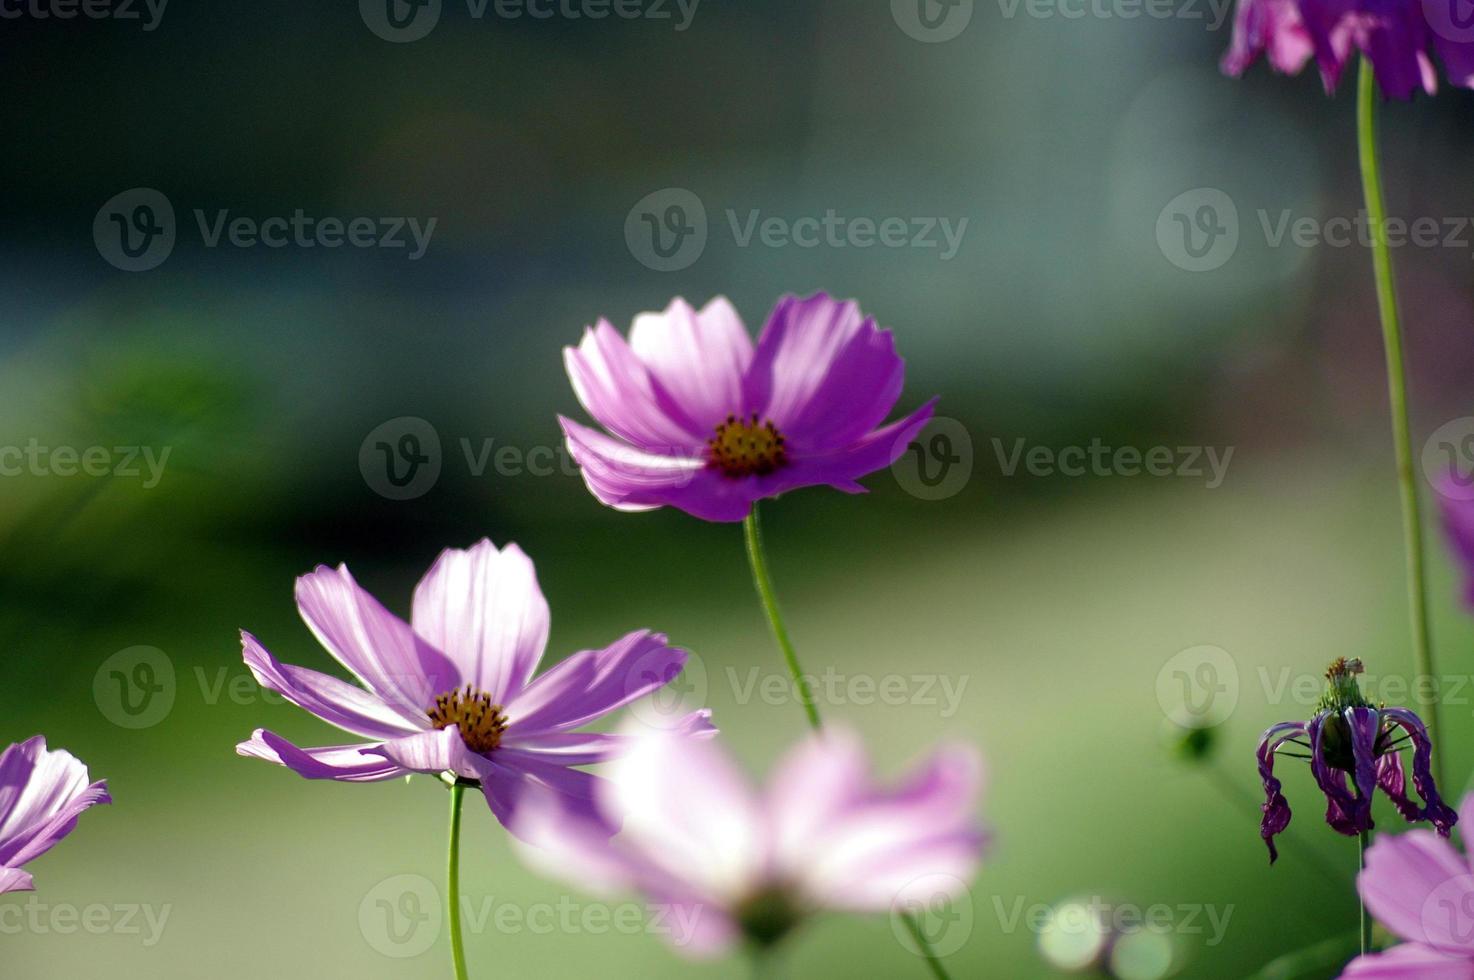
[1257,657,1456,864]
[510,725,985,957]
[1221,0,1474,99]
[558,292,937,523]
[0,736,110,894]
[236,538,715,840]
[1339,793,1474,976]
[1434,474,1474,609]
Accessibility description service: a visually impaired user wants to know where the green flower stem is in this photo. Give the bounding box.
[1358,829,1372,956]
[741,502,954,978]
[742,504,822,731]
[1357,56,1442,785]
[448,782,470,980]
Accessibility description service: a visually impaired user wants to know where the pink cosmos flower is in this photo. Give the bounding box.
[0,736,110,894]
[512,726,985,957]
[558,293,938,523]
[236,538,713,838]
[1222,0,1474,98]
[1340,793,1474,976]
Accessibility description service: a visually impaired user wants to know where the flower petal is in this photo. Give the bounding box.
[295,564,461,720]
[560,416,751,519]
[504,631,689,736]
[241,632,422,740]
[367,728,480,779]
[476,755,610,843]
[1257,721,1306,864]
[1360,829,1474,951]
[1380,752,1425,824]
[236,729,407,783]
[564,320,708,453]
[501,709,717,765]
[1340,942,1474,978]
[743,293,906,452]
[0,867,34,894]
[0,737,111,869]
[411,540,550,703]
[627,297,753,435]
[1383,707,1458,837]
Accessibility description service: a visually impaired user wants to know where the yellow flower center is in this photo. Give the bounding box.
[428,685,508,754]
[709,413,787,477]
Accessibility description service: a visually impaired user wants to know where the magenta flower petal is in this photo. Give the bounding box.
[411,539,550,703]
[500,709,717,765]
[503,630,688,736]
[0,737,109,888]
[1257,720,1306,863]
[236,729,408,783]
[241,631,421,740]
[560,292,938,523]
[368,728,480,779]
[1435,477,1474,608]
[1222,0,1315,76]
[476,755,612,843]
[1359,828,1474,952]
[1340,942,1474,977]
[295,564,460,718]
[1378,752,1424,823]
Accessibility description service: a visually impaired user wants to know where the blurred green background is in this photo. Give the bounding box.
[6,2,1474,977]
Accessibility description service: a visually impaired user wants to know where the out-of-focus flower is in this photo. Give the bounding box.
[558,293,937,523]
[1339,793,1474,976]
[1221,0,1474,99]
[0,736,110,894]
[512,726,985,957]
[1257,658,1455,864]
[236,538,713,838]
[1435,475,1474,608]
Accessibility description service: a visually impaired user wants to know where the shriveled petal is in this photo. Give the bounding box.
[241,631,422,740]
[1360,829,1474,952]
[295,564,460,720]
[0,867,34,894]
[367,728,480,780]
[1383,707,1458,837]
[411,540,550,703]
[1221,0,1314,77]
[564,320,708,453]
[504,631,689,736]
[1340,942,1474,978]
[1257,721,1306,863]
[1310,712,1369,838]
[599,731,765,902]
[501,709,716,765]
[0,737,111,869]
[743,294,906,452]
[1380,752,1425,824]
[627,297,754,435]
[236,729,407,783]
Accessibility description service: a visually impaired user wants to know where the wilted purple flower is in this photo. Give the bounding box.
[1339,793,1474,977]
[1257,658,1455,863]
[1434,475,1474,608]
[558,293,937,523]
[236,539,713,838]
[1222,0,1474,98]
[0,736,110,894]
[512,726,985,956]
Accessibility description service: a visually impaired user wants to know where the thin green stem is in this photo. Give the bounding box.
[742,504,822,730]
[1358,829,1372,955]
[1357,56,1442,784]
[901,912,950,980]
[447,782,470,980]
